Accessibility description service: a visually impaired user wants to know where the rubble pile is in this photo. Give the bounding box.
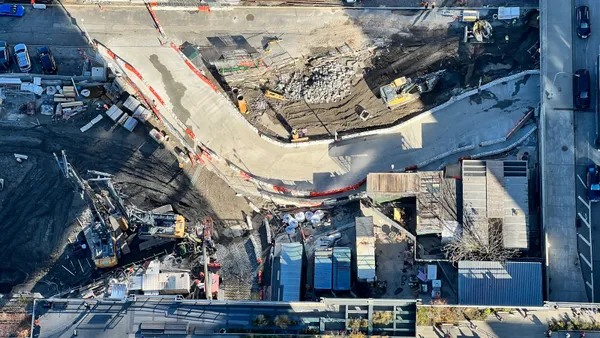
[214,239,257,283]
[281,61,355,104]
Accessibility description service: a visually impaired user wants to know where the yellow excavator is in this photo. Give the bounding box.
[380,71,444,109]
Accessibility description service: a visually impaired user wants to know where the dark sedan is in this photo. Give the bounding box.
[577,6,591,38]
[574,69,590,110]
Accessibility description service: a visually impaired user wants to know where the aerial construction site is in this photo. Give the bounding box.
[0,2,544,337]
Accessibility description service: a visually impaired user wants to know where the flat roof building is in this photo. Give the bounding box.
[314,249,333,290]
[273,243,303,301]
[462,160,529,249]
[458,261,542,306]
[333,247,351,291]
[355,216,376,282]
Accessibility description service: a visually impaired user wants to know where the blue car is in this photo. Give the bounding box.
[587,164,600,202]
[0,5,24,17]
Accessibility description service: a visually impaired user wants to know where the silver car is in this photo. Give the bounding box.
[14,43,30,72]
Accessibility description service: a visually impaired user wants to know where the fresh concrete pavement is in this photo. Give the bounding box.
[54,6,541,196]
[541,0,589,302]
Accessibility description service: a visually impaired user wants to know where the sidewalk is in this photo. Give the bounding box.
[418,309,600,338]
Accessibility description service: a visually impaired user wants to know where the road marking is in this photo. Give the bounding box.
[579,211,591,228]
[588,281,594,290]
[581,252,593,268]
[578,174,588,189]
[580,233,592,247]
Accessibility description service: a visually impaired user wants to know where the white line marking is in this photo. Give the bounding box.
[580,233,592,247]
[581,253,593,268]
[578,174,588,189]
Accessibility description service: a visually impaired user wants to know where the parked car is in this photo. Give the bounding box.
[14,44,30,72]
[587,164,600,202]
[0,4,24,17]
[577,6,591,39]
[37,46,57,74]
[0,42,10,70]
[574,69,591,109]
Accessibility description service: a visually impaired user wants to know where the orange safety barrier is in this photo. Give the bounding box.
[148,87,165,106]
[308,177,366,197]
[198,5,211,12]
[273,186,289,193]
[185,128,195,139]
[124,63,143,80]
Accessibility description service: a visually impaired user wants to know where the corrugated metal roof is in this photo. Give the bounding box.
[462,160,530,249]
[333,247,351,291]
[503,161,529,249]
[458,261,542,306]
[355,217,375,282]
[314,249,333,290]
[279,243,303,301]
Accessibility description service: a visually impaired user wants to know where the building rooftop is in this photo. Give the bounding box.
[274,242,303,301]
[355,216,376,282]
[462,160,529,250]
[458,261,543,306]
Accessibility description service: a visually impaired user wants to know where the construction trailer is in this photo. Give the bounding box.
[332,247,351,291]
[314,249,333,291]
[355,216,376,282]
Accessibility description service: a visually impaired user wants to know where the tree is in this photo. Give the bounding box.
[419,177,520,263]
[252,314,271,327]
[274,315,292,329]
[347,318,368,331]
[372,311,394,325]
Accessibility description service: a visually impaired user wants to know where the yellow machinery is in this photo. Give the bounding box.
[380,72,444,109]
[379,77,420,109]
[264,90,286,101]
[134,212,186,239]
[291,129,309,143]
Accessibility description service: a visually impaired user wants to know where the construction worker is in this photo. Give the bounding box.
[424,2,429,9]
[432,2,435,9]
[505,35,510,43]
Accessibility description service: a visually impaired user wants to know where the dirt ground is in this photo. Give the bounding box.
[0,113,253,295]
[234,16,539,139]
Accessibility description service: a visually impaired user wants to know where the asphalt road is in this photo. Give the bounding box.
[574,0,600,303]
[0,5,92,76]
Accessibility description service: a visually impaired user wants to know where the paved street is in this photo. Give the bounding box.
[0,6,93,76]
[573,0,600,304]
[541,0,588,302]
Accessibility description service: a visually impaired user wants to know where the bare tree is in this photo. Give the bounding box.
[419,176,520,263]
[443,218,520,263]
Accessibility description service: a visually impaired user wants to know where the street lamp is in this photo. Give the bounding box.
[547,71,580,99]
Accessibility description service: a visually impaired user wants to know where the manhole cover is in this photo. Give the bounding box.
[562,145,568,151]
[246,14,254,21]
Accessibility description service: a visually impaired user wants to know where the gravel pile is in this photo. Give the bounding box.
[281,61,355,104]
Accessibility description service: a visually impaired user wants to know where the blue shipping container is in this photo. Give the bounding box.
[333,247,351,291]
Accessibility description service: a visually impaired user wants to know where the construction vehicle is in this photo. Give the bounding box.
[464,20,493,43]
[291,129,309,142]
[380,72,444,109]
[133,211,186,240]
[264,90,286,101]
